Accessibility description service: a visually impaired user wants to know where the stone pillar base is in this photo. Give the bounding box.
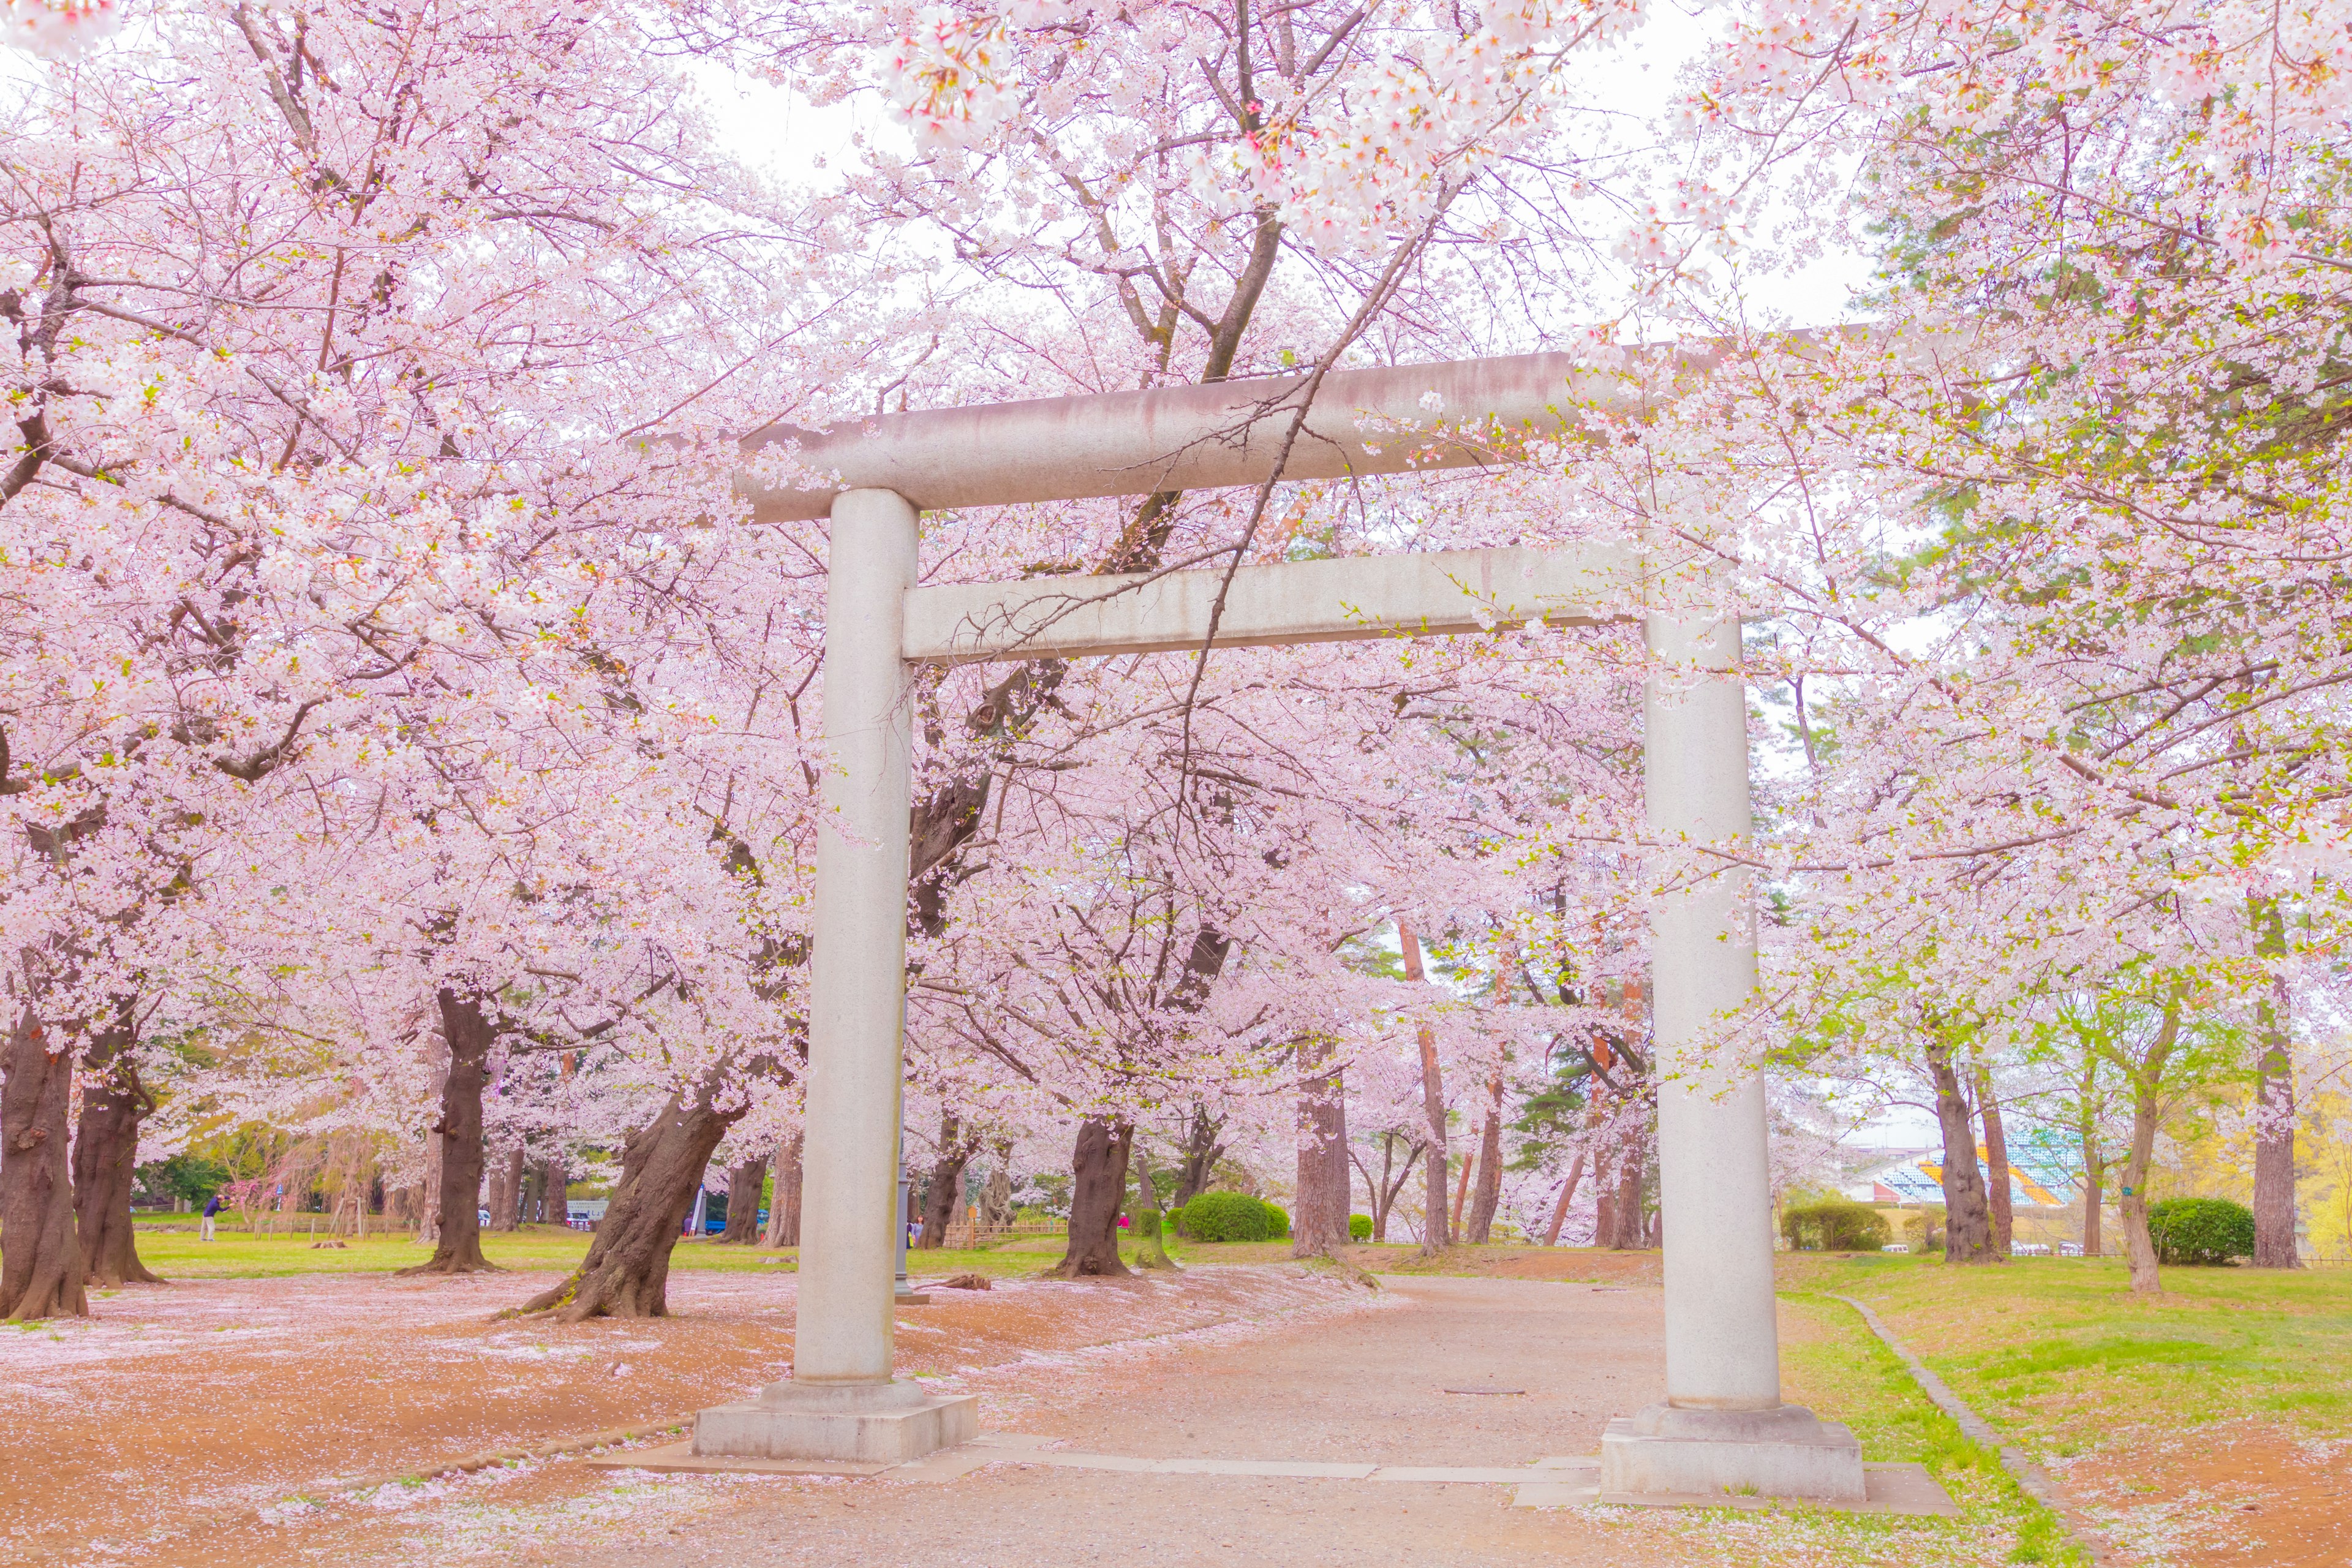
[1599,1403,1865,1502]
[693,1379,978,1466]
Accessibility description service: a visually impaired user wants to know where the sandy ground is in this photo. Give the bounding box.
[0,1262,1387,1567]
[10,1254,2328,1568]
[559,1274,1677,1568]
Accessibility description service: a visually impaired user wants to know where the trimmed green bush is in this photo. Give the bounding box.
[1781,1198,1891,1253]
[1176,1190,1281,1241]
[1349,1213,1373,1241]
[2146,1197,2255,1266]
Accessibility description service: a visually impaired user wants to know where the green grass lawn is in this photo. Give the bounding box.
[127,1222,1046,1282]
[1781,1253,2352,1460]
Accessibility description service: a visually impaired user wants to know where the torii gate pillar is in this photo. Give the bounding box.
[692,489,979,1464]
[1596,604,1864,1501]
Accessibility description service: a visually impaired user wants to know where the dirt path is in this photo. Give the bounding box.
[0,1263,1379,1567]
[557,1275,1686,1568]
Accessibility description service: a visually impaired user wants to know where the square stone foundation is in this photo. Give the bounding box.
[1598,1403,1866,1502]
[693,1379,978,1466]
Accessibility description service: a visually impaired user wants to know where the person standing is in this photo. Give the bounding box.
[201,1191,222,1242]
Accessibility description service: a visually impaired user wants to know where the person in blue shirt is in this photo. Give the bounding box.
[200,1191,222,1242]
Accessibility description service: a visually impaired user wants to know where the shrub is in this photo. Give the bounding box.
[1177,1191,1279,1242]
[1349,1213,1373,1242]
[2146,1197,2255,1266]
[1781,1198,1892,1253]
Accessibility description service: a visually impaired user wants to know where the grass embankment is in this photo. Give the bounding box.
[1781,1252,2352,1458]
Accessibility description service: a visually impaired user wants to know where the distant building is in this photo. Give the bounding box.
[1840,1141,2076,1210]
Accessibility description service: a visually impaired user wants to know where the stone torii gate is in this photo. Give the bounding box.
[689,354,1865,1502]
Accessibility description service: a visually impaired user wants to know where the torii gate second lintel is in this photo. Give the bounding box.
[691,358,1868,1504]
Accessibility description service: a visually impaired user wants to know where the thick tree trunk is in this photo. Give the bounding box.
[512,1069,748,1320]
[398,989,498,1276]
[75,1014,162,1287]
[1977,1067,2013,1257]
[1594,1137,1646,1250]
[1127,1143,1177,1270]
[1464,1079,1504,1244]
[1292,1037,1351,1256]
[1926,1039,1995,1264]
[1049,1118,1133,1278]
[763,1131,802,1247]
[919,1110,977,1248]
[540,1157,567,1226]
[719,1155,766,1245]
[486,1143,524,1232]
[1542,1149,1588,1246]
[1,1008,86,1321]
[978,1141,1013,1230]
[1400,924,1450,1256]
[415,1038,448,1246]
[1172,1104,1224,1210]
[2250,944,2301,1267]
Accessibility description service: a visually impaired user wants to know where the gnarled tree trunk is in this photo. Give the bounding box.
[918,1110,978,1249]
[75,1011,162,1287]
[1976,1067,2013,1257]
[1,1008,86,1321]
[1049,1118,1133,1278]
[1464,1076,1504,1244]
[1926,1038,1995,1265]
[978,1139,1013,1231]
[719,1153,766,1245]
[1171,1105,1225,1211]
[1542,1149,1588,1246]
[1292,1036,1351,1256]
[762,1131,802,1247]
[399,989,498,1276]
[512,1066,750,1320]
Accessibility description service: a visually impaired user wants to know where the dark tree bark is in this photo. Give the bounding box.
[1976,1067,2014,1257]
[1594,1136,1651,1250]
[540,1157,567,1226]
[1348,1131,1421,1243]
[978,1138,1014,1231]
[1049,1118,1133,1278]
[2250,899,2301,1267]
[918,1110,978,1249]
[512,1066,751,1320]
[1292,1037,1351,1256]
[1464,1077,1505,1245]
[486,1143,524,1232]
[763,1131,802,1247]
[1926,1036,1996,1265]
[399,989,499,1276]
[2,1008,86,1321]
[718,1154,766,1245]
[75,1011,162,1287]
[1127,1142,1177,1270]
[1400,923,1450,1256]
[1542,1149,1588,1245]
[1172,1104,1226,1211]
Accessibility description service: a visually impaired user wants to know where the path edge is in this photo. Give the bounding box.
[1826,1292,2112,1566]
